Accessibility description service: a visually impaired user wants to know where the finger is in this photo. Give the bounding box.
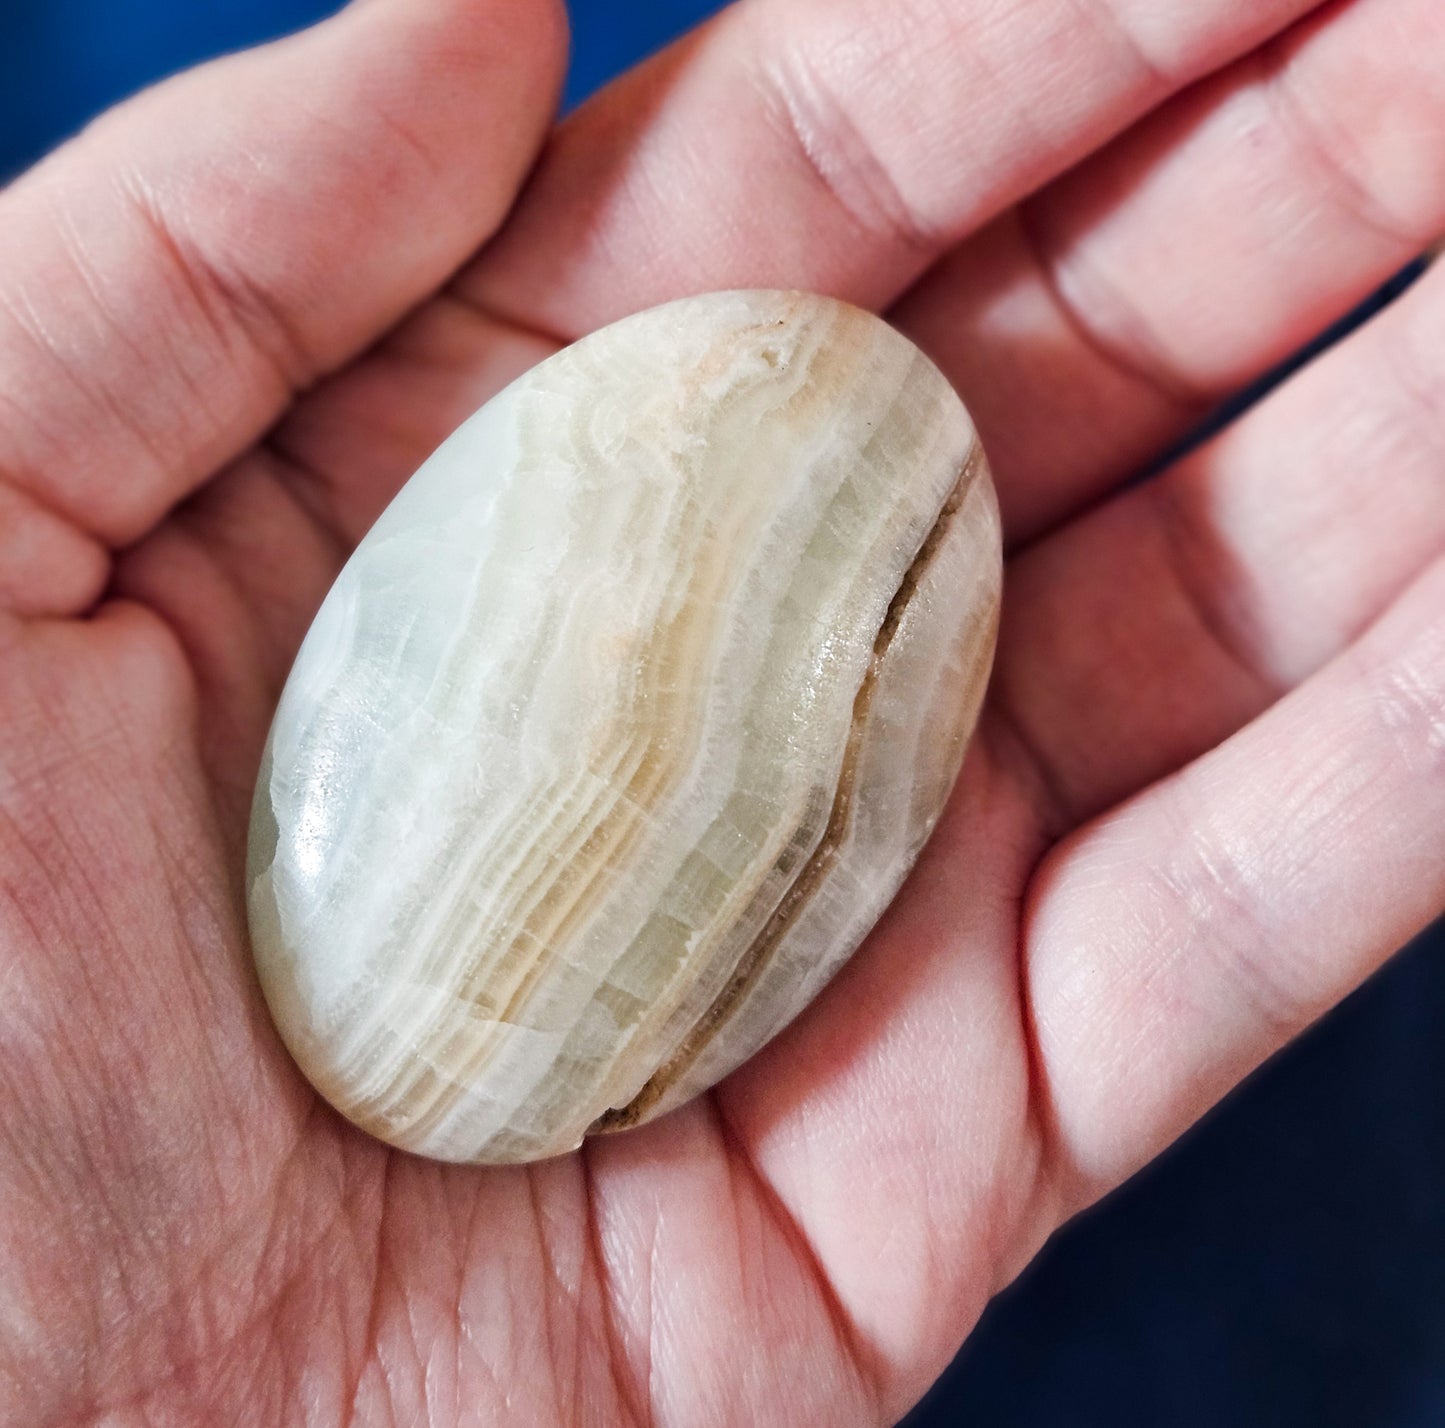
[0,0,565,611]
[0,483,110,618]
[714,749,1051,1419]
[461,0,1325,338]
[987,254,1445,833]
[697,273,1445,1391]
[236,0,1340,635]
[894,0,1445,542]
[274,0,1331,559]
[1024,550,1445,1204]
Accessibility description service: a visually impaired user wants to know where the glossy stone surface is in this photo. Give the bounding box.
[247,290,1001,1163]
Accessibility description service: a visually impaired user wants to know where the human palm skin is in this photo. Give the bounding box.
[2,0,1443,1422]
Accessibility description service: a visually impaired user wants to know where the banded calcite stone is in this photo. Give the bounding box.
[247,290,1001,1163]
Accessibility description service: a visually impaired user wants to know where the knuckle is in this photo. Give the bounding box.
[1147,801,1304,1040]
[753,24,946,254]
[1264,41,1433,251]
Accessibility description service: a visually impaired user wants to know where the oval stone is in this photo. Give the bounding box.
[247,290,1002,1163]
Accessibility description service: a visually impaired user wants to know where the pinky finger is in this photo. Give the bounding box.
[1026,552,1445,1204]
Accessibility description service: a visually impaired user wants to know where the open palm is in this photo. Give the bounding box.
[2,0,1442,1422]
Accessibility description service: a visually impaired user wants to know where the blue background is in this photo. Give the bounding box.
[5,3,1441,1424]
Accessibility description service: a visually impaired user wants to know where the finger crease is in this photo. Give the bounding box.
[979,686,1081,840]
[447,277,576,353]
[1159,805,1301,1041]
[1015,200,1213,410]
[752,45,944,257]
[269,284,569,541]
[1062,0,1177,95]
[1259,37,1431,252]
[0,257,177,530]
[1148,476,1285,701]
[0,465,112,565]
[708,1094,885,1421]
[1381,305,1445,477]
[117,168,317,400]
[346,1152,392,1427]
[578,1142,654,1428]
[1002,899,1074,1271]
[257,441,360,566]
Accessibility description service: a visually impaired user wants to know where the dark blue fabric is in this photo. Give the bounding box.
[0,0,342,178]
[902,930,1445,1428]
[565,0,705,108]
[0,0,709,177]
[4,3,1441,1424]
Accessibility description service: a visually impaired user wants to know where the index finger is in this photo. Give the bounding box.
[463,0,1326,336]
[0,0,565,615]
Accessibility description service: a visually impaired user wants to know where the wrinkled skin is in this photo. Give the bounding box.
[2,0,1443,1422]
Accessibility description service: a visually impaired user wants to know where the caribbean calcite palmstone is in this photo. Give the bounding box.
[247,290,1002,1164]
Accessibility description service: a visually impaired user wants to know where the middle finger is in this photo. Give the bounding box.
[895,0,1445,544]
[985,251,1445,835]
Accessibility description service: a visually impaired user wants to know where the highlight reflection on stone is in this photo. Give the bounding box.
[247,290,1002,1164]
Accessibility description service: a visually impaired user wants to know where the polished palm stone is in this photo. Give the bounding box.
[247,290,1002,1164]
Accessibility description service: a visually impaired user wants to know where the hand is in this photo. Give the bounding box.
[2,0,1441,1421]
